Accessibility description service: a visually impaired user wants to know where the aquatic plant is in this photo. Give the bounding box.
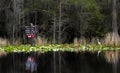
[0,44,120,53]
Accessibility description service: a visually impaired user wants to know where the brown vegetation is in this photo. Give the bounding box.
[35,36,47,45]
[104,32,120,46]
[0,38,9,46]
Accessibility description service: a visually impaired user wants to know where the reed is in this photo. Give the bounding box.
[104,32,120,46]
[35,36,47,45]
[0,38,9,46]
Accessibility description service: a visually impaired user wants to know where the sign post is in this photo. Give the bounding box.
[24,25,37,46]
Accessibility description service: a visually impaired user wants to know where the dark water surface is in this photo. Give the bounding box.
[0,52,119,73]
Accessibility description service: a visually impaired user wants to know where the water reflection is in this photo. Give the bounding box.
[0,52,118,73]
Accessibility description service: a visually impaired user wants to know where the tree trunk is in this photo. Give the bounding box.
[112,0,117,33]
[58,0,62,44]
[53,14,56,44]
[111,0,120,46]
[13,0,17,44]
[106,0,120,46]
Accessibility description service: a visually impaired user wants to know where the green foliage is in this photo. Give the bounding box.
[24,0,58,14]
[0,0,116,43]
[0,44,120,53]
[82,12,107,38]
[68,0,96,11]
[67,0,107,38]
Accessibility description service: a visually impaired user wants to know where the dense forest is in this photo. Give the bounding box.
[0,0,120,45]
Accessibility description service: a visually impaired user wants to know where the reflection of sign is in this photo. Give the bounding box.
[25,26,37,38]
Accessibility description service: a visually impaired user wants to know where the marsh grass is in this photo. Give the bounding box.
[0,38,9,46]
[73,37,103,46]
[105,32,120,46]
[13,38,22,45]
[73,32,120,47]
[35,36,47,45]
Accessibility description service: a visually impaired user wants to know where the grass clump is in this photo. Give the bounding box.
[105,32,120,47]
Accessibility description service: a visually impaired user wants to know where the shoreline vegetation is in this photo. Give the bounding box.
[0,44,120,63]
[1,32,120,53]
[0,32,120,63]
[0,44,120,53]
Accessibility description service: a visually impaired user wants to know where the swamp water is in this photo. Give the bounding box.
[0,51,119,73]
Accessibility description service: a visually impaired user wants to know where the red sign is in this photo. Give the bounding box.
[27,34,35,38]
